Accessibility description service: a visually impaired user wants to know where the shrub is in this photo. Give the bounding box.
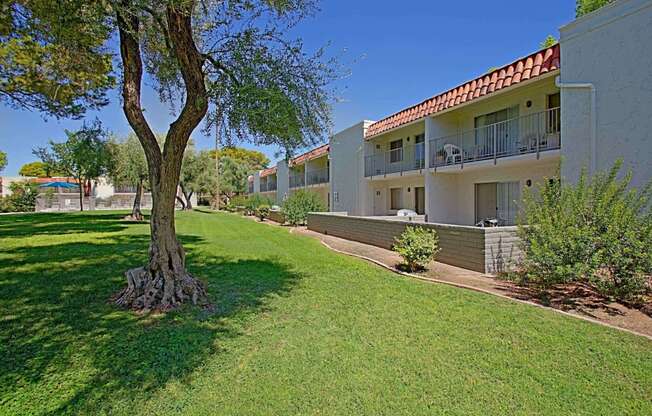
[256,204,270,221]
[281,189,326,226]
[518,160,652,300]
[393,226,440,272]
[0,181,39,212]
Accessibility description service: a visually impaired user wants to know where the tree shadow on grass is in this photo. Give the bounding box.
[0,211,137,238]
[0,214,303,415]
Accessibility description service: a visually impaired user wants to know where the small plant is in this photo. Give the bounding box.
[257,204,270,221]
[281,189,326,226]
[393,226,440,272]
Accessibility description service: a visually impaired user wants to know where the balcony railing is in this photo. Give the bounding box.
[430,107,561,168]
[364,142,425,177]
[289,173,305,188]
[260,180,277,193]
[307,167,329,185]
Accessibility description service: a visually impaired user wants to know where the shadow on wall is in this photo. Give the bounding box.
[0,212,303,414]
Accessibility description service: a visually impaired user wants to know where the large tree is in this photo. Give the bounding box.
[34,120,112,211]
[0,150,6,172]
[1,1,335,311]
[178,148,215,210]
[19,161,48,177]
[576,0,613,16]
[108,133,149,221]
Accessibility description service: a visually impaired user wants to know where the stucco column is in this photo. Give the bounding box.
[424,117,434,222]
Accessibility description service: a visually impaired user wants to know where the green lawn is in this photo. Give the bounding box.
[0,210,650,415]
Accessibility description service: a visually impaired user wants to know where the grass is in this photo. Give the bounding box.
[0,210,650,415]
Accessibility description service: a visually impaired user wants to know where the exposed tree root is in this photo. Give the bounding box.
[114,266,209,312]
[123,213,144,221]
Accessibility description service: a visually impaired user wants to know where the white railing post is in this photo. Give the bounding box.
[493,124,497,165]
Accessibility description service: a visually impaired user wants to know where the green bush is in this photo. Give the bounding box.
[256,204,270,221]
[226,194,273,215]
[393,226,440,272]
[281,189,326,226]
[0,181,39,213]
[519,160,652,300]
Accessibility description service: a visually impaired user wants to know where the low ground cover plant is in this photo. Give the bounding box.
[256,204,270,221]
[281,189,325,225]
[393,226,440,272]
[518,160,652,300]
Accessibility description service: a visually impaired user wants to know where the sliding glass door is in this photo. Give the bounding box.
[475,181,521,225]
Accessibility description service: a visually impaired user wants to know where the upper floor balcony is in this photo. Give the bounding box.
[307,167,329,186]
[289,172,305,188]
[430,107,560,169]
[260,180,277,192]
[364,142,425,177]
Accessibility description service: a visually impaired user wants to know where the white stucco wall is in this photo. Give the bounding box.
[94,177,114,199]
[428,160,559,225]
[368,176,425,216]
[329,121,373,215]
[253,171,261,193]
[560,0,652,189]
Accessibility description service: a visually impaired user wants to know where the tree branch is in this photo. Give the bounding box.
[163,3,209,164]
[202,54,241,86]
[116,6,162,173]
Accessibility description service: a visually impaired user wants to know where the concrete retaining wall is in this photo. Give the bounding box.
[307,212,521,273]
[268,210,285,224]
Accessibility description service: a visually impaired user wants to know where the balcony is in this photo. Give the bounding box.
[307,167,329,186]
[364,142,425,177]
[289,173,305,188]
[260,180,277,192]
[430,107,561,169]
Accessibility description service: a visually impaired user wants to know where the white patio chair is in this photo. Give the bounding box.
[443,143,462,164]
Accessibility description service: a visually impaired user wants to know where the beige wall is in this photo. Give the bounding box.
[368,176,425,216]
[428,159,559,225]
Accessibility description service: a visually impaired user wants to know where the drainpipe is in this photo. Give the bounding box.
[555,76,596,175]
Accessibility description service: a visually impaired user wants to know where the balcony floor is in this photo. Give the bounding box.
[430,148,560,174]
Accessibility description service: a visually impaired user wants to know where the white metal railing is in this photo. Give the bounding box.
[260,180,277,193]
[307,167,329,185]
[364,142,425,177]
[289,172,305,188]
[430,107,561,168]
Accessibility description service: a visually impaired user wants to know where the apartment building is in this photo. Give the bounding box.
[250,144,330,208]
[249,0,651,228]
[328,0,651,227]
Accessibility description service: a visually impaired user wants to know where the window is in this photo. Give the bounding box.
[390,188,402,210]
[389,139,403,163]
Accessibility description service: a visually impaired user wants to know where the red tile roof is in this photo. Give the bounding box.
[290,144,329,166]
[29,177,77,184]
[260,167,277,178]
[365,44,560,139]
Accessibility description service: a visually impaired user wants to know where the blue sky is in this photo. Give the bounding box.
[0,1,575,175]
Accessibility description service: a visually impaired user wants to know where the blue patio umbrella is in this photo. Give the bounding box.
[40,181,79,189]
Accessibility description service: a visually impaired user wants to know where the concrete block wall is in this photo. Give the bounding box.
[307,213,521,274]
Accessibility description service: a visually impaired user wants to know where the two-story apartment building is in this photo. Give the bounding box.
[250,143,331,208]
[330,0,651,228]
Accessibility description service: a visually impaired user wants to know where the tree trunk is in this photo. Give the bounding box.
[125,179,144,221]
[78,178,84,211]
[175,195,186,209]
[114,4,210,312]
[182,187,193,210]
[115,167,207,311]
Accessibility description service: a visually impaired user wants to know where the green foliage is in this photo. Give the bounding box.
[393,226,440,272]
[540,35,557,49]
[519,161,652,299]
[281,189,325,226]
[244,194,274,215]
[33,119,112,185]
[256,204,271,221]
[209,147,270,171]
[18,161,48,177]
[179,148,217,208]
[0,150,6,172]
[107,133,149,190]
[0,1,114,118]
[576,0,614,17]
[0,181,38,212]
